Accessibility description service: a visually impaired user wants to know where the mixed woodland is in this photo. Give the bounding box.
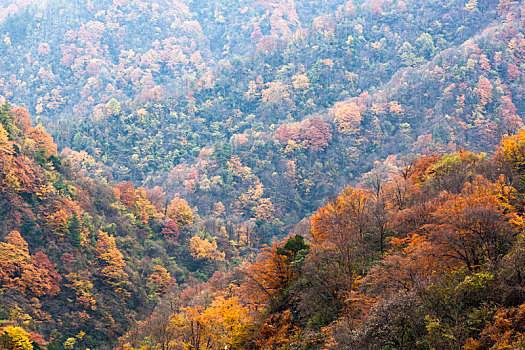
[0,0,524,349]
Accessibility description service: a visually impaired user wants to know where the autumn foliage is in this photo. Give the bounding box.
[0,231,61,297]
[0,103,194,348]
[0,0,524,348]
[121,128,525,348]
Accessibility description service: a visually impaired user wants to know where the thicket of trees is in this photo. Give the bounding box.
[0,0,523,245]
[2,107,525,348]
[0,0,524,349]
[0,104,246,349]
[121,131,525,349]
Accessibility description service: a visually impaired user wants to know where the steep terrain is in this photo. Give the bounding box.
[0,0,524,349]
[0,105,226,349]
[0,1,523,244]
[120,131,525,350]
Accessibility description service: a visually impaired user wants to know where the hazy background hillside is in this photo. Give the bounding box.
[1,0,523,244]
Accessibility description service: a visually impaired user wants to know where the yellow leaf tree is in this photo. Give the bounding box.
[167,197,194,227]
[0,326,33,350]
[190,236,225,261]
[93,231,130,297]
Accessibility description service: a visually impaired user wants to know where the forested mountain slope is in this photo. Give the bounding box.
[0,105,235,348]
[120,129,525,350]
[2,0,521,243]
[0,0,524,349]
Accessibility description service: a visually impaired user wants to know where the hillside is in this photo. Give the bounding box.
[120,131,525,349]
[0,104,237,349]
[0,0,524,349]
[0,1,522,245]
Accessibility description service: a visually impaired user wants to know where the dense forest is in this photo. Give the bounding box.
[0,0,523,241]
[120,129,525,350]
[0,0,524,349]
